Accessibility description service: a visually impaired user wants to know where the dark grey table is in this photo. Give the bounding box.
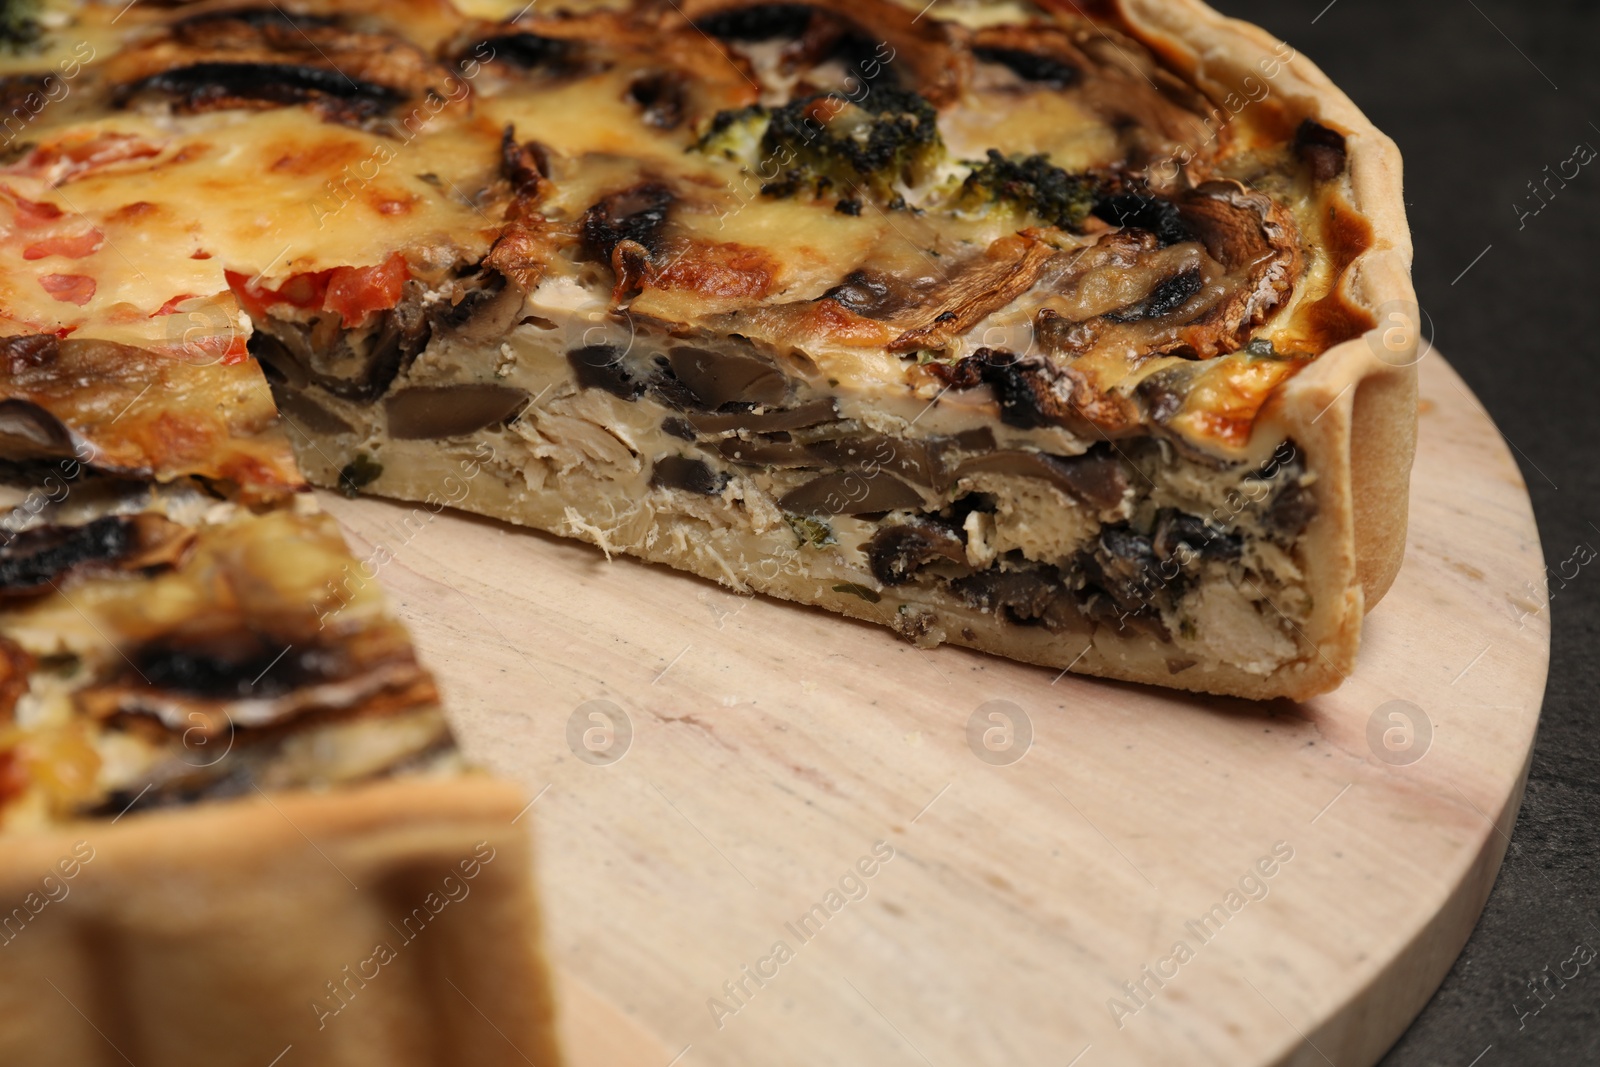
[1209,1,1600,1061]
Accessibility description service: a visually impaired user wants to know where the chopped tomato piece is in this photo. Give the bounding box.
[225,253,408,327]
[6,132,164,186]
[0,184,65,227]
[322,253,409,327]
[23,228,103,260]
[152,293,197,316]
[225,269,327,319]
[38,274,96,306]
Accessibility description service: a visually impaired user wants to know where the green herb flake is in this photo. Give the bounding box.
[0,0,43,54]
[832,582,882,604]
[338,453,384,498]
[785,513,836,549]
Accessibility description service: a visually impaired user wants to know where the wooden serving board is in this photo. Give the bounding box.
[319,353,1550,1067]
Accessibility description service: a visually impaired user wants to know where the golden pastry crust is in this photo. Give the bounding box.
[1111,0,1419,697]
[0,777,560,1067]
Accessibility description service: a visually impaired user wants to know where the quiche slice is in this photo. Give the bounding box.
[0,349,558,1058]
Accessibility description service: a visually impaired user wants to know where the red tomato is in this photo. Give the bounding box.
[152,293,197,316]
[7,132,163,185]
[0,184,65,227]
[225,254,407,327]
[224,269,327,319]
[322,253,409,327]
[23,228,103,260]
[38,274,96,306]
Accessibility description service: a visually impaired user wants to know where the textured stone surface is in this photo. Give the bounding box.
[1216,0,1600,1061]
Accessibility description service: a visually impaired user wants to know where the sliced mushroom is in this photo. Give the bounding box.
[692,4,815,41]
[483,220,560,294]
[1070,523,1177,626]
[1294,119,1347,182]
[953,445,1126,510]
[1092,192,1193,247]
[939,348,1061,429]
[818,269,910,318]
[1152,510,1240,562]
[431,270,525,344]
[689,398,839,434]
[470,31,581,73]
[249,294,431,404]
[0,398,79,461]
[1168,180,1303,355]
[1,516,130,594]
[778,469,923,515]
[626,70,689,129]
[1,332,59,371]
[662,416,697,440]
[0,75,53,123]
[715,436,811,467]
[865,520,966,585]
[681,0,969,105]
[716,431,946,487]
[969,23,1087,90]
[951,567,1063,623]
[567,344,645,400]
[581,183,674,262]
[1264,480,1317,540]
[650,454,730,495]
[384,384,529,439]
[140,633,328,699]
[971,46,1079,88]
[1132,362,1202,423]
[109,8,446,123]
[267,383,356,436]
[1,514,194,597]
[663,345,788,409]
[500,126,553,221]
[1104,266,1204,323]
[807,434,945,488]
[886,235,1058,352]
[122,62,404,120]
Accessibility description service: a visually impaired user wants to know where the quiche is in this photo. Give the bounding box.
[0,0,1413,1054]
[0,0,1417,705]
[0,343,559,1062]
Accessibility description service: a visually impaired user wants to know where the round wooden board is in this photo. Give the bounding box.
[319,353,1549,1067]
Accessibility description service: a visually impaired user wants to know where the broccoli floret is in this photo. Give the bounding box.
[0,0,43,54]
[956,150,1101,231]
[694,104,771,161]
[695,86,944,208]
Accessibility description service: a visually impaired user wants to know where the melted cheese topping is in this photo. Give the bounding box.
[0,0,1372,455]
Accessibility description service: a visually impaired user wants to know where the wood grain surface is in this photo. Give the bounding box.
[319,352,1550,1067]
